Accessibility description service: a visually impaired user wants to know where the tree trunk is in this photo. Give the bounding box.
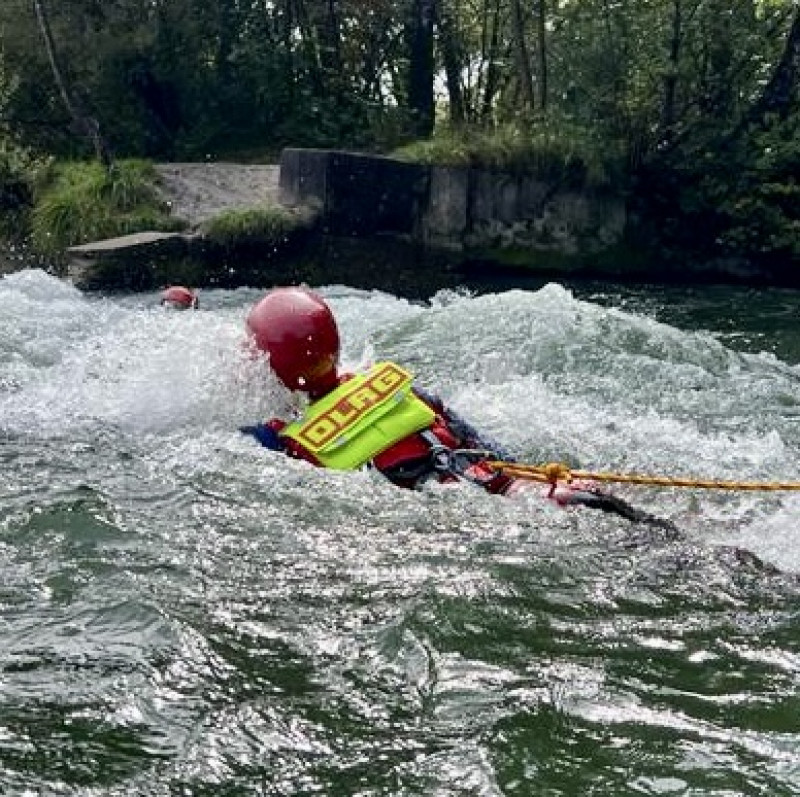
[312,0,342,78]
[293,0,326,95]
[510,0,535,113]
[536,0,548,111]
[214,0,236,82]
[479,0,502,124]
[406,0,436,137]
[698,0,735,118]
[746,5,800,126]
[33,0,112,168]
[436,3,466,126]
[661,0,682,137]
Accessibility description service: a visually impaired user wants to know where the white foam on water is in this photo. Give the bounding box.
[2,270,798,569]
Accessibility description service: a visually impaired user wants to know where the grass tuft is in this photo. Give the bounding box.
[30,159,185,254]
[201,205,315,247]
[394,120,627,189]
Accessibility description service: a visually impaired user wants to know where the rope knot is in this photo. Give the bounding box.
[545,462,572,484]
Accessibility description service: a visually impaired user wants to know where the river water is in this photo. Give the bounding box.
[1,269,799,796]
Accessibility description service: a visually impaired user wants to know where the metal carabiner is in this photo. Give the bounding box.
[430,445,500,481]
[428,444,456,474]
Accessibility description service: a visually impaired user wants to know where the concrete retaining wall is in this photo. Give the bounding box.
[279,148,626,256]
[64,149,632,293]
[280,149,427,236]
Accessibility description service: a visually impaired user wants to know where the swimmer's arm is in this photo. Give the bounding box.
[240,420,285,451]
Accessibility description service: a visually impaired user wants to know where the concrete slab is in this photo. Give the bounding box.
[68,231,186,254]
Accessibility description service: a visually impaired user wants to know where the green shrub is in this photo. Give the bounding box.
[393,119,627,188]
[0,138,49,240]
[201,205,313,247]
[638,108,800,268]
[30,159,185,254]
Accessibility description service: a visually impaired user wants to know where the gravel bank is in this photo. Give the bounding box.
[154,162,281,228]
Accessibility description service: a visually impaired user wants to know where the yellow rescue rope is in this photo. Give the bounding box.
[486,461,800,491]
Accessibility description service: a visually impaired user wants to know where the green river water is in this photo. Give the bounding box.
[1,270,799,796]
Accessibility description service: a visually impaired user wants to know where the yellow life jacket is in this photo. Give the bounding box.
[280,361,436,470]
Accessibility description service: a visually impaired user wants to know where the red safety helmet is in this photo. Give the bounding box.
[245,287,340,396]
[161,285,198,309]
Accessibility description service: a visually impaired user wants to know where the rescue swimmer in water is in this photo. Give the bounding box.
[240,286,676,531]
[160,285,198,309]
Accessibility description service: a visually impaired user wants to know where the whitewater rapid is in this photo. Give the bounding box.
[2,269,798,569]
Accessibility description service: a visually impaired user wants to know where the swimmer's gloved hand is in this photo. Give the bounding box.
[568,487,679,536]
[240,423,283,451]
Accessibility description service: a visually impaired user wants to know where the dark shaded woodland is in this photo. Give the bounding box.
[3,0,800,275]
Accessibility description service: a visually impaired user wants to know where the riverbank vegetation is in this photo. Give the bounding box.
[394,119,626,189]
[30,160,183,256]
[202,205,317,249]
[1,0,800,279]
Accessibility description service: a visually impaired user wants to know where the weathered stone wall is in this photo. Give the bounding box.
[280,149,427,236]
[460,170,625,255]
[279,148,627,256]
[62,150,633,293]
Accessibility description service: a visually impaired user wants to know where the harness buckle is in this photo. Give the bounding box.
[429,445,456,474]
[419,430,500,484]
[430,445,499,481]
